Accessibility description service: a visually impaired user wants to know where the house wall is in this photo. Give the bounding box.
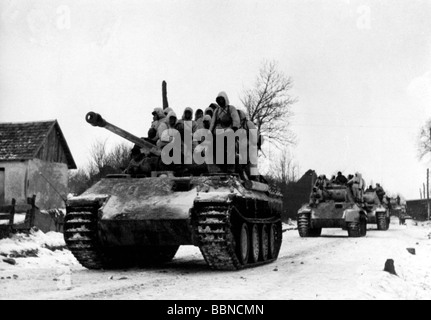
[0,161,27,206]
[0,159,68,209]
[27,159,68,210]
[34,127,69,165]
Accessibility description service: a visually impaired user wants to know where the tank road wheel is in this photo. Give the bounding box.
[194,203,282,270]
[260,225,270,261]
[360,217,367,237]
[269,223,279,259]
[269,222,283,259]
[377,213,388,231]
[250,224,260,263]
[238,223,250,265]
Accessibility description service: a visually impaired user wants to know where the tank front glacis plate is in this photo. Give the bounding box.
[74,177,206,221]
[195,176,273,204]
[311,202,352,220]
[70,175,277,223]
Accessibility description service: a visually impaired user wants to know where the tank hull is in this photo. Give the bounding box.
[65,175,283,270]
[297,185,368,238]
[304,202,364,229]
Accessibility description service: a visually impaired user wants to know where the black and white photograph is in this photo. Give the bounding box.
[0,0,431,304]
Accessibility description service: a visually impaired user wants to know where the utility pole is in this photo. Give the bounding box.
[428,169,430,221]
[429,126,431,220]
[420,188,423,200]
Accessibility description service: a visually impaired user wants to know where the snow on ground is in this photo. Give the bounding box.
[282,219,297,232]
[0,217,430,300]
[357,220,431,299]
[0,230,79,270]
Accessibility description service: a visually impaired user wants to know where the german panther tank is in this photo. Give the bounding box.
[297,182,367,238]
[64,112,283,270]
[363,191,390,231]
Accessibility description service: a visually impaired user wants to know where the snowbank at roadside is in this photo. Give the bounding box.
[283,219,297,232]
[0,229,79,270]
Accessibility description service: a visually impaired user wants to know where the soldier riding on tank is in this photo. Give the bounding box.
[64,98,283,271]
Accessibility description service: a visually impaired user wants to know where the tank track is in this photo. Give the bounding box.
[376,212,389,231]
[297,213,322,237]
[346,219,367,238]
[193,202,282,271]
[65,202,180,270]
[64,203,106,269]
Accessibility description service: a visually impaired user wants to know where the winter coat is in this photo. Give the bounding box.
[209,92,241,132]
[151,108,167,142]
[205,107,214,118]
[176,107,198,140]
[335,174,348,185]
[157,111,179,148]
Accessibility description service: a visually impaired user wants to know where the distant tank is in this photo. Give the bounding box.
[297,183,367,238]
[363,191,390,230]
[64,112,283,270]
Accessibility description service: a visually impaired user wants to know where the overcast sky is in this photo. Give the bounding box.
[1,0,430,199]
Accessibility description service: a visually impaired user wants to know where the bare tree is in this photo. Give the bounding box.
[89,139,110,173]
[69,169,91,196]
[106,143,131,171]
[69,140,132,195]
[269,150,299,186]
[88,140,131,173]
[241,60,297,146]
[418,119,431,160]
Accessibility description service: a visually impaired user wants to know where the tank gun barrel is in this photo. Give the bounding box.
[85,112,161,156]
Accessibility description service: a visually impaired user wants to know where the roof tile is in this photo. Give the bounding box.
[0,121,55,161]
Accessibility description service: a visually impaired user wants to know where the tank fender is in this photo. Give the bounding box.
[376,206,388,215]
[298,205,312,215]
[195,192,236,203]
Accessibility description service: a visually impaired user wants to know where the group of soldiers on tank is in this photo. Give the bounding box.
[145,91,257,147]
[131,91,259,176]
[310,171,388,205]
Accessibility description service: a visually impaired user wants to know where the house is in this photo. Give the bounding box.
[0,120,76,211]
[406,199,429,221]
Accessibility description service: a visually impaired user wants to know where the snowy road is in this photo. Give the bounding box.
[1,218,431,300]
